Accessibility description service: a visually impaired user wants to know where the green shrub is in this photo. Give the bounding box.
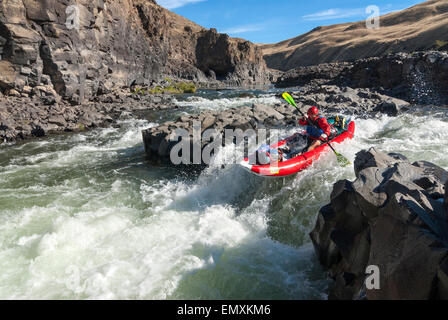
[434,40,448,49]
[148,81,197,94]
[132,87,146,95]
[177,81,197,94]
[148,86,164,94]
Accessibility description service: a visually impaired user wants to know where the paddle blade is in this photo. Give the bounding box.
[282,92,297,107]
[335,152,351,167]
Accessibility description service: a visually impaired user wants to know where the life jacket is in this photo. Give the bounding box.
[307,116,337,141]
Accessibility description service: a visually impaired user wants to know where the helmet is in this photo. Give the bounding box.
[307,107,319,117]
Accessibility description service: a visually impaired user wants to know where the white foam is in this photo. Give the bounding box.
[174,95,281,111]
[1,107,447,300]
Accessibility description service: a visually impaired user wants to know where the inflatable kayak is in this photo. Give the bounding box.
[240,117,355,177]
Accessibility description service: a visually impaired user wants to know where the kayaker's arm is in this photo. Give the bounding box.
[299,117,308,126]
[317,117,332,138]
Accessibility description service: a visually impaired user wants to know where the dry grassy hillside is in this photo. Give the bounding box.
[261,0,448,71]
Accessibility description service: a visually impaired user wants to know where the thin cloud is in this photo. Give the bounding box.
[303,8,365,21]
[222,24,266,35]
[157,0,206,10]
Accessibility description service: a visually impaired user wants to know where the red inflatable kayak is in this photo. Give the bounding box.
[240,121,355,177]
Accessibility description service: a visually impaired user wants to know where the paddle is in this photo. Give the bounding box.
[282,92,351,167]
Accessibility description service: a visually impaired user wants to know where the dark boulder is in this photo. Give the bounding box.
[142,104,286,164]
[445,181,448,218]
[310,147,448,299]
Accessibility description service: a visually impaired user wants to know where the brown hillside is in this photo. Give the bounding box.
[261,0,448,71]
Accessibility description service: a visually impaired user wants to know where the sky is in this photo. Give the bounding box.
[156,0,425,43]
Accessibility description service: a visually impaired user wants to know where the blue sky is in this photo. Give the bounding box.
[157,0,425,43]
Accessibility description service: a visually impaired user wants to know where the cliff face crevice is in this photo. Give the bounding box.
[39,41,66,97]
[0,0,269,103]
[196,30,234,79]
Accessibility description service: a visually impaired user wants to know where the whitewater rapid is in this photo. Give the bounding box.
[0,93,447,300]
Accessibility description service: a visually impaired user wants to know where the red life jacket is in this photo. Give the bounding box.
[300,116,336,141]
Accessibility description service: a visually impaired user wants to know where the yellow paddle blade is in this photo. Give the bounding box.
[335,152,351,167]
[282,92,297,107]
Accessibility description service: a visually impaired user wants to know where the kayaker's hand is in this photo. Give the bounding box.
[320,134,328,140]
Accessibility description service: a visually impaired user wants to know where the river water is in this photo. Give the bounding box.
[1,89,447,299]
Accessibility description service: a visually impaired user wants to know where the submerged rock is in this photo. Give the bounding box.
[310,147,448,300]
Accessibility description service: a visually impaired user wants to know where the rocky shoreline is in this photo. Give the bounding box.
[311,148,448,300]
[0,88,177,143]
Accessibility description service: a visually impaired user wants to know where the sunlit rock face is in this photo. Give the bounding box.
[0,0,269,103]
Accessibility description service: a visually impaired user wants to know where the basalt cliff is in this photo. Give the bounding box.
[0,0,269,104]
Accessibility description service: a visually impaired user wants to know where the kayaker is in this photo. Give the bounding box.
[278,106,336,157]
[299,106,334,152]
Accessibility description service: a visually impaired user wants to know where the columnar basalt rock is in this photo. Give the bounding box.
[0,0,269,103]
[195,28,269,85]
[310,148,448,300]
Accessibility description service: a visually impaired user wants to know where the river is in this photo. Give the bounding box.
[1,89,447,299]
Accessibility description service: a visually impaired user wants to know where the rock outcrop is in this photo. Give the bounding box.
[261,0,448,71]
[142,103,292,164]
[0,0,269,104]
[310,148,448,300]
[276,51,448,106]
[290,85,410,117]
[195,29,268,85]
[0,89,175,142]
[340,51,448,105]
[275,62,351,88]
